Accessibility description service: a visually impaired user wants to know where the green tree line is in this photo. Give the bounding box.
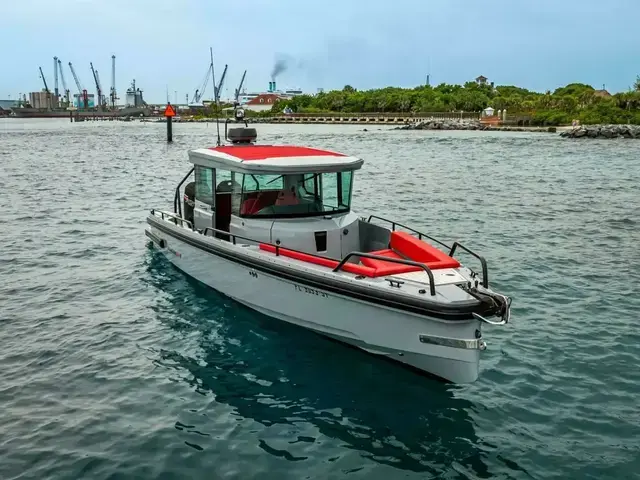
[269,76,640,125]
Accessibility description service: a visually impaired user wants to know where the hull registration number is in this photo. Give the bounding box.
[294,284,328,298]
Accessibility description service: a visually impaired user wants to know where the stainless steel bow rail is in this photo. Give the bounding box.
[449,242,488,288]
[366,215,489,288]
[152,209,193,229]
[149,209,437,296]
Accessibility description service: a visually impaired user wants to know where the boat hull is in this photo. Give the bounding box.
[147,225,485,383]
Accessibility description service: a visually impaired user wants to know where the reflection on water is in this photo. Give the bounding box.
[143,250,506,477]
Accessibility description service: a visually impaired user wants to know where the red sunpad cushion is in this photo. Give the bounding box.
[390,232,460,270]
[360,249,422,275]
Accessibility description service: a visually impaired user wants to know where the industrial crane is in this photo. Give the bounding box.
[96,70,107,107]
[214,64,228,103]
[191,58,213,105]
[57,59,70,105]
[68,62,88,109]
[230,70,248,123]
[90,62,103,109]
[38,66,51,109]
[234,70,247,105]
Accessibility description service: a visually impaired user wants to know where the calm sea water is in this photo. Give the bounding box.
[1,119,639,480]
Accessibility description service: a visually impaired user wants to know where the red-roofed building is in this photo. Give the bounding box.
[244,93,285,112]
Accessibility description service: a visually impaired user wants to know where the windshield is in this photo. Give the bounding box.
[239,171,353,218]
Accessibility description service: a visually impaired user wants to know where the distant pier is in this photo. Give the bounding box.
[154,112,484,125]
[261,112,481,125]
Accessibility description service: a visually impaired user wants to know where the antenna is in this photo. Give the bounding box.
[210,47,221,147]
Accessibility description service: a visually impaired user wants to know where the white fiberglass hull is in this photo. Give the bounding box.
[147,224,486,383]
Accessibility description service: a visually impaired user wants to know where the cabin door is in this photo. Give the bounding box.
[193,166,215,231]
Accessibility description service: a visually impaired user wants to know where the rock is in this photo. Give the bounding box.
[393,118,483,131]
[560,124,640,139]
[600,127,614,138]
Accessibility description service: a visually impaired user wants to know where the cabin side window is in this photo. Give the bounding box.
[318,172,353,211]
[194,166,214,206]
[339,171,353,209]
[239,171,353,218]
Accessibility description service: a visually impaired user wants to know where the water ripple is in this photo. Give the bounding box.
[0,120,639,480]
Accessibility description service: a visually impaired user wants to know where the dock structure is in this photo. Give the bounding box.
[262,112,482,125]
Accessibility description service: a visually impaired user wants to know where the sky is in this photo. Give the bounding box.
[2,0,639,103]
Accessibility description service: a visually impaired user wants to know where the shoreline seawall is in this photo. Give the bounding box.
[142,115,562,133]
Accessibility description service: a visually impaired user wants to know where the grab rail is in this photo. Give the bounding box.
[366,214,489,288]
[202,226,267,247]
[333,252,436,296]
[449,242,488,288]
[173,167,194,218]
[366,215,451,250]
[151,209,193,230]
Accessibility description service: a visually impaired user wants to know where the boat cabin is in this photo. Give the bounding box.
[185,128,365,259]
[164,128,473,286]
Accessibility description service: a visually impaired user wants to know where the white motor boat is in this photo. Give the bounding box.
[145,118,511,384]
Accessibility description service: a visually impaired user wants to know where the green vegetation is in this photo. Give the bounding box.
[270,77,640,125]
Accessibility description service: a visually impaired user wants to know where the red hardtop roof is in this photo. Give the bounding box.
[208,145,346,161]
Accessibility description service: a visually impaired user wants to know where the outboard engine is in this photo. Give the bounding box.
[183,181,195,224]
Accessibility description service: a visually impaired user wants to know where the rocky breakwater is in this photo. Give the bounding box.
[395,119,554,132]
[560,124,640,139]
[396,119,484,130]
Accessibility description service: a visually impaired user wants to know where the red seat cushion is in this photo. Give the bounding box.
[360,249,422,276]
[259,244,376,277]
[258,238,458,278]
[390,231,460,270]
[240,191,281,215]
[240,198,257,215]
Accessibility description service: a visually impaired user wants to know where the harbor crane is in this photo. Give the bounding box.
[57,59,70,105]
[234,70,247,106]
[68,62,88,109]
[191,57,213,105]
[90,62,104,109]
[38,66,51,109]
[190,48,228,105]
[96,70,106,107]
[214,64,228,103]
[230,69,248,122]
